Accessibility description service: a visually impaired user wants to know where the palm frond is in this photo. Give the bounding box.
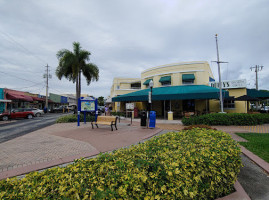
[82,63,99,85]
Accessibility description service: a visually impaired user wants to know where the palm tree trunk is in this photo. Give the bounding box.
[79,69,81,99]
[76,76,79,110]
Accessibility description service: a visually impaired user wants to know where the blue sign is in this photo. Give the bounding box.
[61,96,68,104]
[77,97,98,126]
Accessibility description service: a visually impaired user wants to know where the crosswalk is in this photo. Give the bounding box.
[240,125,269,133]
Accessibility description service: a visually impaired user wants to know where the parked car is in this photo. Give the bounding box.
[52,106,68,113]
[98,106,105,113]
[260,106,269,113]
[25,108,44,117]
[0,109,35,121]
[67,105,76,111]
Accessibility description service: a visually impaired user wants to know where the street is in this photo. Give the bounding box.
[0,113,67,143]
[238,154,269,199]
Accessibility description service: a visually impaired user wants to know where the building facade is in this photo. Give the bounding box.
[110,77,142,112]
[111,61,268,118]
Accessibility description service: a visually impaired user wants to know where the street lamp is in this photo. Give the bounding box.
[149,80,154,111]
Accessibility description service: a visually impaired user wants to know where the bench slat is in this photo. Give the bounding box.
[91,116,118,131]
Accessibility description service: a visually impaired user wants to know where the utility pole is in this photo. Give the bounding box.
[250,65,263,109]
[213,34,228,113]
[250,65,263,90]
[43,64,52,110]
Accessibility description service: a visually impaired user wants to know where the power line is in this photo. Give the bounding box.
[0,57,42,75]
[0,30,47,64]
[0,71,44,85]
[9,83,46,90]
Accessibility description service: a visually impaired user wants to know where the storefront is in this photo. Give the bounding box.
[111,61,269,118]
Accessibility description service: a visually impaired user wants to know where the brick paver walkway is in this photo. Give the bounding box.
[0,122,161,179]
[0,123,97,173]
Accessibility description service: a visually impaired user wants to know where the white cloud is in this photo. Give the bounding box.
[0,0,269,98]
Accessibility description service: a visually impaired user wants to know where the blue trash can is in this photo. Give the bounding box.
[149,111,156,128]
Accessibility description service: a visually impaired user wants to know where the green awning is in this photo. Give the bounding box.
[159,76,171,83]
[112,85,229,102]
[143,79,153,85]
[182,74,195,80]
[247,89,269,99]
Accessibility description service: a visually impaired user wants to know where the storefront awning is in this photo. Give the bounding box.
[23,95,33,101]
[235,95,260,101]
[143,79,153,85]
[112,85,229,102]
[182,74,195,80]
[6,93,33,101]
[7,94,26,101]
[247,89,269,99]
[159,76,171,83]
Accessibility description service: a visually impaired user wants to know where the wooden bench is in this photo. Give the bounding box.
[91,116,118,131]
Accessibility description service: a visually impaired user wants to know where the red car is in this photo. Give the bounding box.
[0,109,35,121]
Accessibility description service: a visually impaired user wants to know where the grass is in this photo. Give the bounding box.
[235,133,269,163]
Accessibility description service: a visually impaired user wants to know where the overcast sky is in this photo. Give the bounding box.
[0,0,268,98]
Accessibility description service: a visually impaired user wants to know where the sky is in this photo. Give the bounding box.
[0,0,268,99]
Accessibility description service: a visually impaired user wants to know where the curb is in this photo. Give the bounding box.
[0,150,100,180]
[240,145,269,174]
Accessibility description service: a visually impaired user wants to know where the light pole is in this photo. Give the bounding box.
[213,34,227,113]
[147,80,154,128]
[149,80,154,111]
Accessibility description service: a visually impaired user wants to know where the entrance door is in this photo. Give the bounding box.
[183,100,195,112]
[162,100,170,119]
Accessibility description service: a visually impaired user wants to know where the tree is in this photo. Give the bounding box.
[56,42,99,107]
[98,96,104,106]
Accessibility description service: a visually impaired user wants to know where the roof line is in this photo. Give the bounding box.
[141,61,208,74]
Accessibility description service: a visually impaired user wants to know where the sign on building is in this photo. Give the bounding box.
[126,103,134,110]
[209,79,247,89]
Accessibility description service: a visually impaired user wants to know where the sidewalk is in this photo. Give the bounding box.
[0,121,161,180]
[1,118,269,199]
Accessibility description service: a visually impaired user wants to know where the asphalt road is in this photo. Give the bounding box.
[238,154,269,200]
[0,113,67,143]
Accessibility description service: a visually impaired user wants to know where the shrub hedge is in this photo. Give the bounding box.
[56,114,95,123]
[111,111,125,117]
[0,128,242,199]
[182,113,269,126]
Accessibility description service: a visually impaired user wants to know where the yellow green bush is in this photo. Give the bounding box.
[0,128,242,199]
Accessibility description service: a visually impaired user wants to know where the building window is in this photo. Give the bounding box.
[159,76,171,86]
[224,100,235,109]
[116,85,120,89]
[131,82,141,89]
[182,80,194,85]
[161,81,171,86]
[182,74,195,85]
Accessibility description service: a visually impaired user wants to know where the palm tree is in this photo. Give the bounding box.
[56,42,99,108]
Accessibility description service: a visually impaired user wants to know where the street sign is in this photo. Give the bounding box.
[148,91,152,103]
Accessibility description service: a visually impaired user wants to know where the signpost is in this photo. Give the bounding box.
[77,97,98,126]
[125,103,134,125]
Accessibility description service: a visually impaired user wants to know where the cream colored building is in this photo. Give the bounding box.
[110,78,142,112]
[111,61,267,118]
